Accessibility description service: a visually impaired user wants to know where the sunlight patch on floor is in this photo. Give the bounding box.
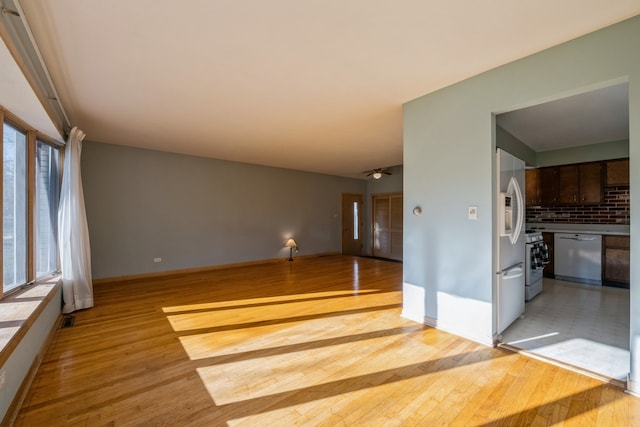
[161,289,382,313]
[165,291,401,333]
[194,328,430,405]
[181,307,509,424]
[177,310,418,361]
[197,344,497,403]
[532,338,629,380]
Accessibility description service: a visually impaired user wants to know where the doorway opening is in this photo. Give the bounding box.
[493,81,630,383]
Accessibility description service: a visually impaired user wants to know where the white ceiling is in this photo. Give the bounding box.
[12,1,640,177]
[497,83,629,152]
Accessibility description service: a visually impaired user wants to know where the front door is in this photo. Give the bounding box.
[342,193,363,256]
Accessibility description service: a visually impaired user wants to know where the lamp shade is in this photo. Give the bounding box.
[285,238,297,247]
[372,172,382,179]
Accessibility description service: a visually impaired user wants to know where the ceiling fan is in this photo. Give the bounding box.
[363,167,392,179]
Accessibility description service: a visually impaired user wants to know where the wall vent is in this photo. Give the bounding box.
[61,316,75,328]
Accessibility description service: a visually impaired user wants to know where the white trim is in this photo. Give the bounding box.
[626,376,640,398]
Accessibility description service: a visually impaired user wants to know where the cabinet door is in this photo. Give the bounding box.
[538,167,557,205]
[603,235,630,287]
[525,169,539,205]
[605,235,630,249]
[604,248,630,285]
[606,159,629,186]
[557,165,579,204]
[542,232,554,277]
[579,162,602,203]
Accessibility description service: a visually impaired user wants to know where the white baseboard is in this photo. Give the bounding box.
[423,315,437,328]
[626,376,640,397]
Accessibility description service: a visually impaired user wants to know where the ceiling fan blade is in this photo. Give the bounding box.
[362,167,392,177]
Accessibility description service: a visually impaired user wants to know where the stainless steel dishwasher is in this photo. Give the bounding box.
[554,233,602,285]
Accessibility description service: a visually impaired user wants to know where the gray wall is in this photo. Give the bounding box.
[403,15,640,391]
[82,141,366,279]
[496,126,537,166]
[497,126,628,168]
[536,139,629,166]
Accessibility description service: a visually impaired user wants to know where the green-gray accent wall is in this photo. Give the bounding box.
[536,139,629,166]
[82,141,366,279]
[497,127,628,167]
[403,15,639,391]
[496,126,537,166]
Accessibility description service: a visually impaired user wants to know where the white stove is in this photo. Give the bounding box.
[525,231,545,300]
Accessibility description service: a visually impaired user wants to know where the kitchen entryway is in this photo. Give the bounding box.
[500,278,629,383]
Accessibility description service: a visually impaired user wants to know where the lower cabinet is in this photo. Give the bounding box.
[542,232,554,278]
[603,235,630,289]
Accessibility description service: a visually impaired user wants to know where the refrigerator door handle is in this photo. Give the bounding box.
[499,262,524,279]
[507,176,524,245]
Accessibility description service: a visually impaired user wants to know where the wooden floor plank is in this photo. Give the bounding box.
[13,256,640,426]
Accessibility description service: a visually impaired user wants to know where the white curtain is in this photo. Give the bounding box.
[58,127,93,313]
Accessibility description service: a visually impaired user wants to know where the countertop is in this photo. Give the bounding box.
[526,223,629,236]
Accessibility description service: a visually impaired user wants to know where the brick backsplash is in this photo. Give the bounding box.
[526,186,630,224]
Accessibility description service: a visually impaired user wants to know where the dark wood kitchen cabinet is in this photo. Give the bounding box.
[557,163,602,204]
[536,162,602,205]
[538,167,558,205]
[579,162,603,203]
[605,158,629,186]
[542,232,554,278]
[603,235,630,288]
[557,165,580,204]
[525,169,540,205]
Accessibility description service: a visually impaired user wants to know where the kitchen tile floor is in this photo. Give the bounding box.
[501,278,630,381]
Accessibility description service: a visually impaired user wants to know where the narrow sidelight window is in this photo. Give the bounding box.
[353,201,359,240]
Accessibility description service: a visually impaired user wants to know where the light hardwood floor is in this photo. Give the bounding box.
[15,256,640,426]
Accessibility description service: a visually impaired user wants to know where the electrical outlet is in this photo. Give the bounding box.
[154,258,162,263]
[468,206,478,220]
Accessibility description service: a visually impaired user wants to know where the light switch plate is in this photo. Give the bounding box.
[468,206,478,220]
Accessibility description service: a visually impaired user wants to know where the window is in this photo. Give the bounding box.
[1,113,62,297]
[35,141,60,277]
[3,122,27,292]
[353,201,359,240]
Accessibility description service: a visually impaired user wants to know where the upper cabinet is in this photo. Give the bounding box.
[579,162,603,203]
[525,169,539,205]
[538,167,558,205]
[605,158,629,186]
[557,164,580,203]
[530,161,603,205]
